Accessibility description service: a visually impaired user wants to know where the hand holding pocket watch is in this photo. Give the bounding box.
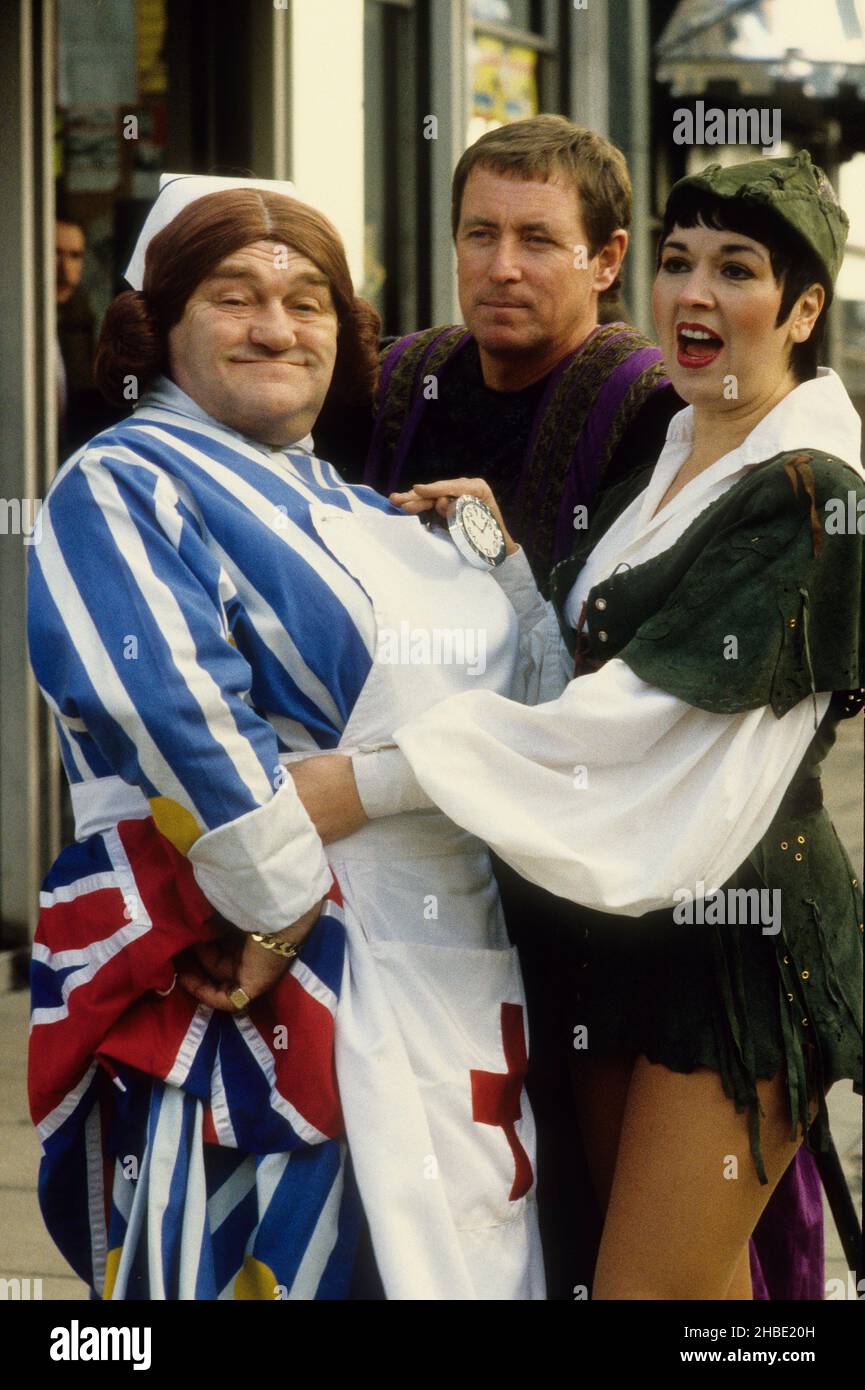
[389,477,517,569]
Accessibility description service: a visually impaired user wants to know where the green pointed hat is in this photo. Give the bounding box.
[669,151,849,285]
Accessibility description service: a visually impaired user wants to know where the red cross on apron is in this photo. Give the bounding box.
[470,1002,533,1201]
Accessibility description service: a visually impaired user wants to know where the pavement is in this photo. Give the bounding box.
[0,990,89,1299]
[818,715,863,1296]
[0,718,861,1301]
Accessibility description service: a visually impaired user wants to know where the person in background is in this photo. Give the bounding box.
[362,115,677,589]
[56,213,87,310]
[56,202,124,455]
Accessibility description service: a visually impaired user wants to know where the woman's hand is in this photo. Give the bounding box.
[389,477,519,556]
[176,898,324,1010]
[288,754,369,844]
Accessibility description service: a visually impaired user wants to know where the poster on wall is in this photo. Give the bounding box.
[137,0,168,97]
[56,0,137,108]
[500,44,538,123]
[469,34,538,143]
[63,112,122,194]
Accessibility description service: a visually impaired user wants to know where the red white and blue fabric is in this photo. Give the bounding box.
[29,818,357,1300]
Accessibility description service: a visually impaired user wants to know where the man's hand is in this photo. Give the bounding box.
[176,898,324,1010]
[176,932,244,1011]
[389,477,519,556]
[288,754,369,844]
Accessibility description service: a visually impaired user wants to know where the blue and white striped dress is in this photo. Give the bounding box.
[27,376,544,1300]
[28,377,412,1299]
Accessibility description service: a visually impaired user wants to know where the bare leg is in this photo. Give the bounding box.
[569,1052,636,1210]
[725,1246,753,1300]
[592,1058,803,1300]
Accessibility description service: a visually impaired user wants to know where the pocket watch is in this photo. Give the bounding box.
[445,495,507,569]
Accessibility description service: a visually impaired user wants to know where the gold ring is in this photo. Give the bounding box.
[229,986,251,1010]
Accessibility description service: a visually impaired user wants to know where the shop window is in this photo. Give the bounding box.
[54,0,259,457]
[55,0,169,455]
[364,0,420,336]
[838,153,865,419]
[468,0,558,145]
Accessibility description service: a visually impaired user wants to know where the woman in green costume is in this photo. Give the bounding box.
[291,152,862,1299]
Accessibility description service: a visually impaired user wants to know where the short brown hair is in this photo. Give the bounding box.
[95,188,380,427]
[451,115,632,298]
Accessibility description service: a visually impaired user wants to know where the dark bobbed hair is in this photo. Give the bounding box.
[94,188,380,432]
[658,186,831,383]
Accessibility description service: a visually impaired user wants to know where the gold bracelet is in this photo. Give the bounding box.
[250,931,299,961]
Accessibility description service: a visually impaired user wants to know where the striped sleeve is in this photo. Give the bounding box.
[28,445,331,932]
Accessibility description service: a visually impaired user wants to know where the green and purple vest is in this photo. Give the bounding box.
[364,322,671,584]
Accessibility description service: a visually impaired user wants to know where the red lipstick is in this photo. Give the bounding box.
[676,320,724,369]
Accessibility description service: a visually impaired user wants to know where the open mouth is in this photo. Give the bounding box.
[676,323,724,368]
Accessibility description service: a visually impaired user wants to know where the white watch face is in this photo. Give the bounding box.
[460,498,502,558]
[447,496,506,569]
[446,496,506,568]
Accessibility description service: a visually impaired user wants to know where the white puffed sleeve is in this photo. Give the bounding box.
[351,745,435,818]
[393,658,831,916]
[349,549,572,822]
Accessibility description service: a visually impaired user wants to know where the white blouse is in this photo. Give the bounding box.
[372,370,863,915]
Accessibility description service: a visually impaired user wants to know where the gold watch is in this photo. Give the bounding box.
[250,932,299,961]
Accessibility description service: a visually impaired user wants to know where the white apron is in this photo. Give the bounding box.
[298,504,546,1300]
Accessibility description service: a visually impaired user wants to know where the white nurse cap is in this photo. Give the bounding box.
[124,172,297,291]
